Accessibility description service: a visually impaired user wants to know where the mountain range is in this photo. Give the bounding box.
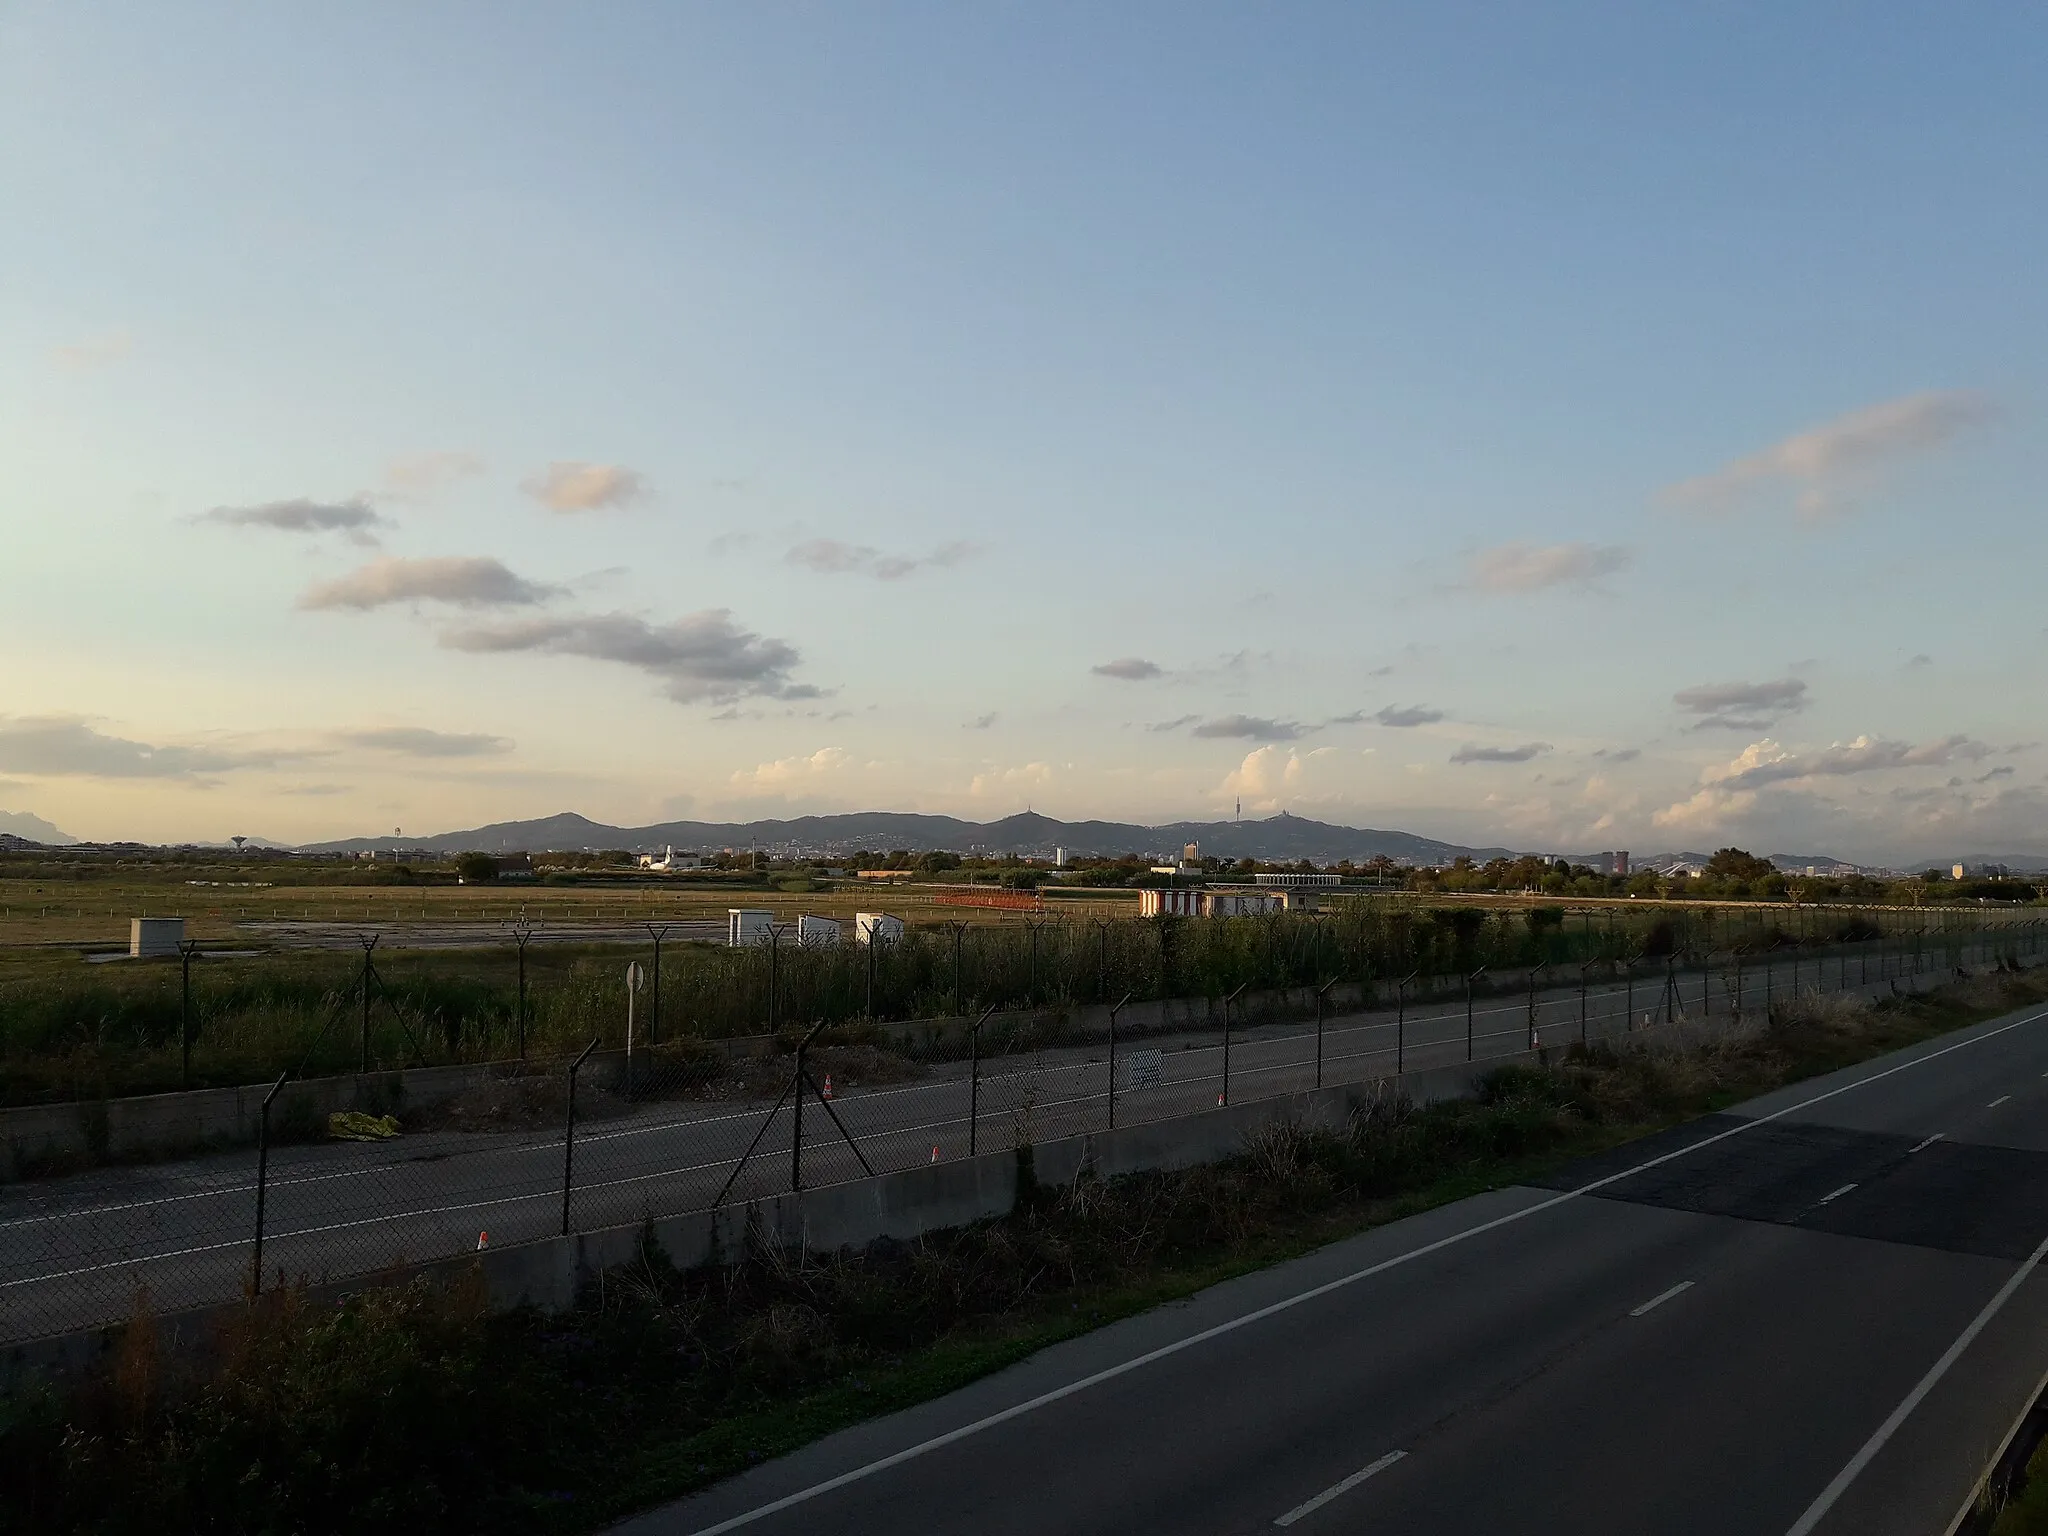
[304,810,1515,865]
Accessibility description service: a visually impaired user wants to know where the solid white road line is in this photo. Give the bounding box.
[672,1004,2048,1536]
[1815,1184,1857,1207]
[1989,1095,2013,1109]
[1629,1281,1694,1317]
[1910,1134,1944,1154]
[1784,1224,2048,1536]
[1273,1450,1408,1527]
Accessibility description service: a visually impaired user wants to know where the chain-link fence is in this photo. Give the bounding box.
[2,913,2042,1347]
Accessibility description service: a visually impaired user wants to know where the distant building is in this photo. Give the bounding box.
[1054,846,1068,868]
[1954,863,1967,881]
[1251,872,1341,887]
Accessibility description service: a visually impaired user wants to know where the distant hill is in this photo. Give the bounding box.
[0,810,76,845]
[302,809,1514,865]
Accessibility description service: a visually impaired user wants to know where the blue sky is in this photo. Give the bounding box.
[3,4,2045,862]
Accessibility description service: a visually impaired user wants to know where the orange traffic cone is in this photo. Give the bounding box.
[821,1074,834,1100]
[477,1231,489,1251]
[930,1145,940,1162]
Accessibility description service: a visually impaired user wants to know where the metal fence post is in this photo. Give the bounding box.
[968,1004,996,1157]
[1464,966,1486,1062]
[1579,961,1593,1047]
[1107,992,1133,1128]
[1221,984,1246,1105]
[178,939,201,1089]
[358,932,379,1073]
[1399,970,1418,1073]
[561,1037,598,1236]
[645,923,673,1047]
[624,961,644,1099]
[250,1071,288,1294]
[1315,976,1337,1089]
[514,920,534,1059]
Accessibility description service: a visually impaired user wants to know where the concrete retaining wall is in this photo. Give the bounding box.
[0,1052,1510,1388]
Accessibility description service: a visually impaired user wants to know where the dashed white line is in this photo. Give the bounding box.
[1909,1134,1944,1154]
[1629,1280,1694,1317]
[1989,1095,2013,1109]
[1815,1184,1857,1206]
[1274,1451,1408,1527]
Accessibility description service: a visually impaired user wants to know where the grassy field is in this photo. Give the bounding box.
[5,966,2042,1536]
[1,862,2036,1109]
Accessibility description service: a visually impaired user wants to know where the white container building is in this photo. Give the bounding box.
[727,908,777,947]
[130,917,186,957]
[796,914,842,948]
[854,912,905,946]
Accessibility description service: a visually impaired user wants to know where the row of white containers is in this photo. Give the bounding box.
[726,909,905,948]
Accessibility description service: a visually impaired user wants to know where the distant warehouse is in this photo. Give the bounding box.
[1139,888,1291,918]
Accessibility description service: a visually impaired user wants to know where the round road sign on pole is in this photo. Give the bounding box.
[626,961,645,992]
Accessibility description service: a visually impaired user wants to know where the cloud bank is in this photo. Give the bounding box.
[1673,677,1808,731]
[440,609,812,704]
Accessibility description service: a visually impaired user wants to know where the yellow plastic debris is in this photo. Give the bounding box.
[328,1110,401,1141]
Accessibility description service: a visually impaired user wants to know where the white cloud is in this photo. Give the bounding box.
[732,747,852,789]
[969,761,1053,797]
[299,556,558,610]
[1220,745,1303,808]
[1652,733,1994,832]
[1468,542,1630,593]
[1664,391,1991,521]
[522,461,646,512]
[786,538,979,580]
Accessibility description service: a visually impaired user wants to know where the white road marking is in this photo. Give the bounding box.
[1784,1224,2048,1536]
[676,1003,2048,1536]
[1629,1281,1694,1317]
[1989,1095,2013,1109]
[1815,1184,1857,1206]
[1273,1450,1408,1527]
[1909,1134,1944,1154]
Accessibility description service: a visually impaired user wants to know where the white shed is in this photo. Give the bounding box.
[727,909,777,947]
[131,917,186,957]
[796,914,842,948]
[854,911,905,946]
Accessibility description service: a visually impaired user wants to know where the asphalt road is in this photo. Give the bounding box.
[0,946,1964,1346]
[614,989,2048,1536]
